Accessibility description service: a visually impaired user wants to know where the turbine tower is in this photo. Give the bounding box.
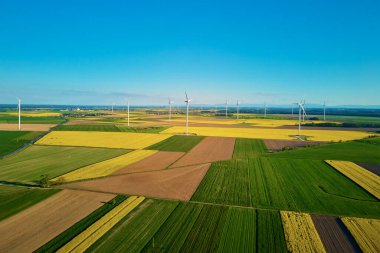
[225,100,228,118]
[127,100,130,126]
[168,98,174,120]
[18,98,21,130]
[301,99,307,121]
[236,100,240,119]
[323,101,326,121]
[184,92,191,135]
[264,102,267,117]
[111,103,114,113]
[296,100,306,140]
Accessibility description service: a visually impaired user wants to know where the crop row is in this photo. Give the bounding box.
[192,157,380,218]
[326,160,380,199]
[232,138,266,159]
[52,150,157,182]
[57,196,144,253]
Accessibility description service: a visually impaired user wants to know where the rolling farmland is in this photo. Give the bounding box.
[192,157,380,218]
[0,145,128,183]
[36,131,172,149]
[0,131,43,156]
[52,150,157,182]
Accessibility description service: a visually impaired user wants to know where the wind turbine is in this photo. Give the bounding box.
[168,97,173,120]
[185,92,191,134]
[296,100,307,140]
[236,100,240,119]
[111,103,114,113]
[301,99,307,121]
[264,102,267,117]
[225,100,228,118]
[323,101,326,121]
[17,98,21,130]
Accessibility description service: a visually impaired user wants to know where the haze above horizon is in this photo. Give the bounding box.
[0,0,379,105]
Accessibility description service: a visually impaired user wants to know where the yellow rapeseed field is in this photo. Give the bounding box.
[57,196,145,253]
[280,211,326,253]
[167,118,300,127]
[36,131,172,149]
[0,112,62,117]
[326,160,380,199]
[52,150,157,182]
[161,126,372,142]
[341,217,380,253]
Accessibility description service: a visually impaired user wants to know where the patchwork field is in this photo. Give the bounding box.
[232,138,267,159]
[0,131,43,156]
[311,215,361,253]
[52,150,157,182]
[147,135,204,152]
[0,145,128,183]
[161,126,373,142]
[264,139,323,151]
[62,163,211,201]
[113,151,184,175]
[342,217,380,253]
[280,211,326,253]
[192,157,380,218]
[326,160,380,199]
[0,190,114,253]
[269,140,380,163]
[170,137,235,167]
[0,185,58,221]
[36,131,172,149]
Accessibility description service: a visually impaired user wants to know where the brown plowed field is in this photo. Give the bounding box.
[311,215,361,253]
[264,139,323,151]
[113,151,184,175]
[355,162,380,176]
[0,123,56,131]
[170,136,235,167]
[62,163,211,201]
[0,190,114,253]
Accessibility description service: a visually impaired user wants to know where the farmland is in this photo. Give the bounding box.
[52,150,157,182]
[232,138,267,159]
[0,145,128,183]
[36,131,172,149]
[0,131,43,156]
[146,135,204,152]
[55,124,167,133]
[161,126,373,142]
[342,217,380,253]
[192,157,380,218]
[0,185,58,221]
[326,160,380,199]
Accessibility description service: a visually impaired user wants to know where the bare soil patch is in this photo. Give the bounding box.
[355,162,380,176]
[170,136,235,167]
[311,215,361,253]
[264,139,323,151]
[62,163,211,201]
[0,190,114,253]
[0,123,56,131]
[113,151,184,175]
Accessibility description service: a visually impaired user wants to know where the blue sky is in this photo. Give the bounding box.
[0,0,379,105]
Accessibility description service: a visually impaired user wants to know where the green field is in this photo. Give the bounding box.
[192,157,380,218]
[55,124,167,133]
[146,135,204,152]
[87,199,178,253]
[0,131,43,156]
[0,145,129,183]
[36,195,127,253]
[0,184,59,221]
[233,138,267,159]
[268,139,380,163]
[0,115,64,124]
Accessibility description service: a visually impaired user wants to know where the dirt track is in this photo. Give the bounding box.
[170,137,235,167]
[264,139,323,151]
[62,163,211,201]
[113,151,184,175]
[355,162,380,176]
[0,124,56,131]
[0,190,114,253]
[311,215,361,253]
